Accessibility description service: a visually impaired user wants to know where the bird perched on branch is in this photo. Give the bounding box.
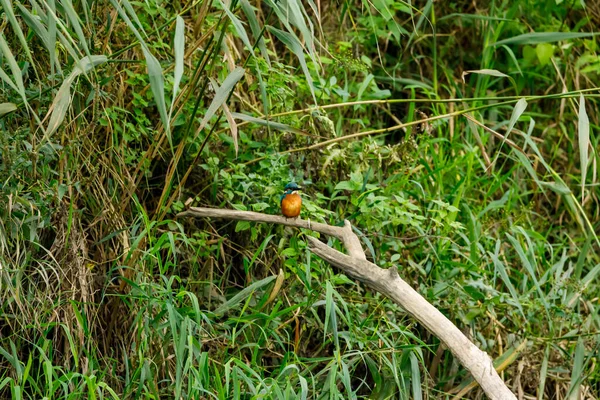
[280,182,302,218]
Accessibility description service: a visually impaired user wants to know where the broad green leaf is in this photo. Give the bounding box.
[196,67,245,133]
[535,43,554,66]
[494,31,600,46]
[0,103,17,116]
[578,94,589,203]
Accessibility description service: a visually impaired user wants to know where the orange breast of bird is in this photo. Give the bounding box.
[281,193,302,218]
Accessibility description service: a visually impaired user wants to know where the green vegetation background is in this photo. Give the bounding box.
[1,0,599,398]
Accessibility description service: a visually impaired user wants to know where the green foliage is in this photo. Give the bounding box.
[1,0,600,398]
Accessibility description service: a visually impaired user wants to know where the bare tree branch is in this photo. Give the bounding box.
[177,207,517,400]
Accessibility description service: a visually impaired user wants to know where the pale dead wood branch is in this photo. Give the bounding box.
[307,237,516,400]
[177,207,517,400]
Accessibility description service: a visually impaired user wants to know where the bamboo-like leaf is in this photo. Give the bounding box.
[0,33,26,102]
[16,3,82,74]
[0,103,17,116]
[45,56,108,138]
[264,269,285,307]
[219,0,256,58]
[237,0,270,114]
[60,0,92,57]
[110,0,173,145]
[501,45,523,76]
[141,47,169,141]
[210,78,238,155]
[267,26,316,104]
[47,0,58,75]
[0,67,20,94]
[489,98,528,169]
[240,0,270,64]
[268,0,316,60]
[0,0,38,76]
[213,275,277,316]
[461,69,509,83]
[494,31,600,46]
[121,0,148,38]
[410,351,423,400]
[196,67,245,133]
[231,112,308,136]
[578,93,589,203]
[170,16,185,117]
[110,0,170,143]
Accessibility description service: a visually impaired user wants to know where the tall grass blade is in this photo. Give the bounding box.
[16,3,79,74]
[46,0,58,76]
[324,281,339,348]
[490,240,525,318]
[566,338,585,399]
[577,93,589,203]
[489,97,527,169]
[410,351,423,400]
[121,0,148,38]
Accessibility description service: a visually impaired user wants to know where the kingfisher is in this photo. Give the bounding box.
[280,182,302,218]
